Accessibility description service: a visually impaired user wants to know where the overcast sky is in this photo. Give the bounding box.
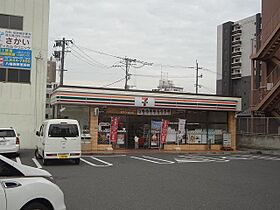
[48,0,261,94]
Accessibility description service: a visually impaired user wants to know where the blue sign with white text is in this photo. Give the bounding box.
[0,48,32,69]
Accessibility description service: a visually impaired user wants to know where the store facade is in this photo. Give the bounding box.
[51,85,241,152]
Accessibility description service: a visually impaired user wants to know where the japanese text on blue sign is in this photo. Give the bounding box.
[0,48,32,69]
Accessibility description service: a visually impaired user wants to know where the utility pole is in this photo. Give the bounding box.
[195,60,203,94]
[124,58,130,90]
[117,57,152,90]
[60,38,66,86]
[53,38,73,86]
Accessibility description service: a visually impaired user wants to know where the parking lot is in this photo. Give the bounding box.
[9,150,280,210]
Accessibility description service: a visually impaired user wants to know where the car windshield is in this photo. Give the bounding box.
[0,130,16,137]
[48,124,79,137]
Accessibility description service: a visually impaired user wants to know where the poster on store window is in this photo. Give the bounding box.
[110,117,119,143]
[177,119,186,144]
[160,120,169,144]
[151,120,162,147]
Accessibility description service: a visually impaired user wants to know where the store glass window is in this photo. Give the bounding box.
[186,111,227,145]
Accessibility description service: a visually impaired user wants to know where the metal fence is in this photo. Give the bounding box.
[237,117,280,135]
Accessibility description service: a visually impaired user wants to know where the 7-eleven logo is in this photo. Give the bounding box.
[142,97,148,106]
[135,97,155,107]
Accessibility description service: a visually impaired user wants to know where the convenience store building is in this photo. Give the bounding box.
[51,85,241,152]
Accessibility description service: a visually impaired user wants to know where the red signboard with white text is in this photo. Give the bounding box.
[160,120,169,144]
[110,117,119,143]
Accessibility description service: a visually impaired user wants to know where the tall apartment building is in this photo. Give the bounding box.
[0,0,50,148]
[216,14,261,112]
[251,0,280,117]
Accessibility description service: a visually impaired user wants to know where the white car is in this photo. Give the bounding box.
[0,155,66,210]
[0,128,20,155]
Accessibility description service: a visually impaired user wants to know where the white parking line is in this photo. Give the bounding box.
[175,158,211,163]
[93,155,127,158]
[16,157,21,164]
[80,158,112,167]
[142,156,175,164]
[91,157,113,166]
[249,155,280,160]
[32,158,42,169]
[130,156,172,164]
[198,156,230,162]
[176,155,229,163]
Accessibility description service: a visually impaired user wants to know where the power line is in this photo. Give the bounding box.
[72,44,110,68]
[201,67,222,76]
[71,51,105,69]
[153,63,196,69]
[200,85,216,94]
[132,73,193,79]
[75,44,198,70]
[72,43,221,93]
[103,77,126,87]
[76,45,123,59]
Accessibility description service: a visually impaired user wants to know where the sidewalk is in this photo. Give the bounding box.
[82,149,253,156]
[238,148,280,156]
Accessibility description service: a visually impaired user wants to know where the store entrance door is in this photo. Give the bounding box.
[126,116,149,149]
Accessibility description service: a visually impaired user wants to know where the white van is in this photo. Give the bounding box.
[0,127,20,156]
[35,119,81,165]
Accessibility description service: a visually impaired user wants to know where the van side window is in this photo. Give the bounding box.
[48,124,79,137]
[39,125,44,136]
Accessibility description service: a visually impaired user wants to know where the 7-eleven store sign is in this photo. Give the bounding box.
[135,97,155,107]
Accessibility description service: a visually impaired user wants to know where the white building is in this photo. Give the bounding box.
[216,14,261,112]
[0,0,50,148]
[153,79,184,92]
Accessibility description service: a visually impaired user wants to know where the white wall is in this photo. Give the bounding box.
[0,0,50,148]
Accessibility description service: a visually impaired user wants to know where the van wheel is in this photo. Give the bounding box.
[35,149,42,159]
[73,158,80,165]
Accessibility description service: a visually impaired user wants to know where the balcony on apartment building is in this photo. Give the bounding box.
[231,59,242,79]
[231,62,242,68]
[250,6,280,116]
[232,29,242,36]
[232,51,242,57]
[231,72,242,80]
[251,64,280,113]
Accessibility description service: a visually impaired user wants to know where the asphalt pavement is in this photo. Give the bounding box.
[10,150,280,210]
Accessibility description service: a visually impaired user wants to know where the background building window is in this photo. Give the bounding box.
[4,69,30,83]
[0,14,23,30]
[0,69,6,81]
[19,70,30,83]
[7,69,19,82]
